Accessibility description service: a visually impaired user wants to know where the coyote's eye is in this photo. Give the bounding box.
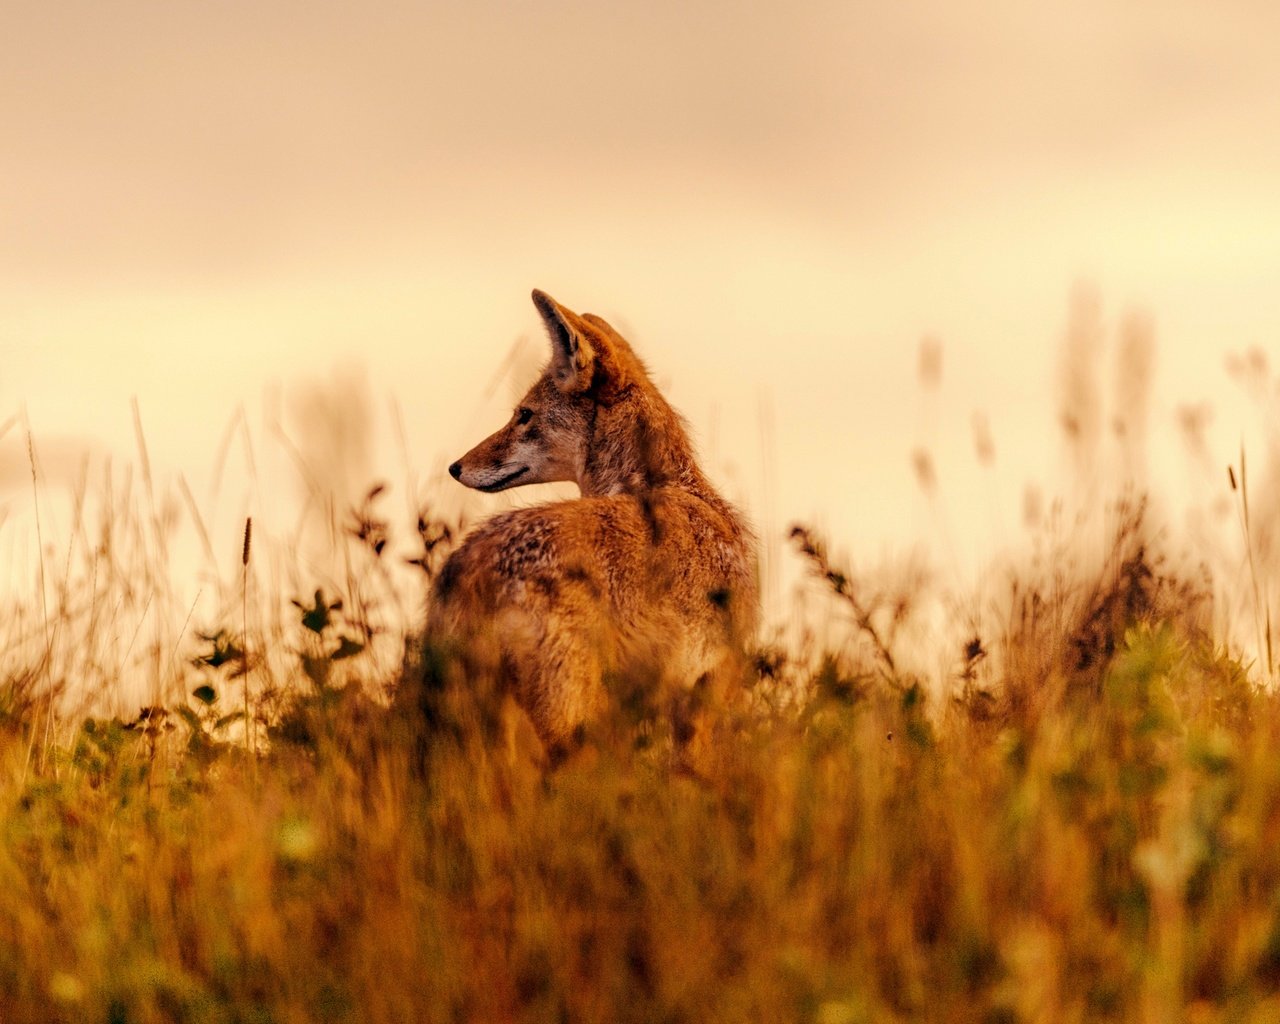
[516,407,534,425]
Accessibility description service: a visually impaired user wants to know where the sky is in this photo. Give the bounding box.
[4,0,1280,623]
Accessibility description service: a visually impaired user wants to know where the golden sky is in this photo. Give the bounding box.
[4,0,1280,604]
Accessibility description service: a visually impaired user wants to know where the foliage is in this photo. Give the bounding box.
[3,498,1280,1024]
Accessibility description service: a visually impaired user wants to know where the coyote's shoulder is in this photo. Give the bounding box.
[431,290,756,761]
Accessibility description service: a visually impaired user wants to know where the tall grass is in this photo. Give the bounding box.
[4,312,1280,1021]
[2,462,1280,1023]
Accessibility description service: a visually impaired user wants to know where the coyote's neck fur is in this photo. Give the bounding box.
[575,362,718,504]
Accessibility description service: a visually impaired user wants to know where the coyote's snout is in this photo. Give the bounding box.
[429,289,757,764]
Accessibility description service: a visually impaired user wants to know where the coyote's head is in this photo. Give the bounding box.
[449,289,687,497]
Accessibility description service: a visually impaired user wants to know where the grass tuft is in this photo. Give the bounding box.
[4,335,1280,1019]
[1,484,1279,1023]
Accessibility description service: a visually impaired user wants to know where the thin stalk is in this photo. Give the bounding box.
[242,518,253,756]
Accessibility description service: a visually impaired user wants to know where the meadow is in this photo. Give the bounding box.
[3,379,1280,1023]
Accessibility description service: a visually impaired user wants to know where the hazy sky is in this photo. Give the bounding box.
[4,0,1280,609]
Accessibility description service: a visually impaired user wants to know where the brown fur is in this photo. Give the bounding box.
[430,290,757,763]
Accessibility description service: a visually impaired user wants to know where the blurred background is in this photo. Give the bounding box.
[3,0,1279,654]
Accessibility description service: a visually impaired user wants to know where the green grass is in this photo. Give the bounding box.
[2,381,1280,1024]
[3,468,1280,1021]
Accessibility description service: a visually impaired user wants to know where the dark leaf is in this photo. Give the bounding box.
[301,654,330,690]
[214,711,246,732]
[332,636,366,661]
[175,706,202,732]
[297,589,334,634]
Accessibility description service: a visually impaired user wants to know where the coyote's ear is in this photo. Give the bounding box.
[532,289,595,393]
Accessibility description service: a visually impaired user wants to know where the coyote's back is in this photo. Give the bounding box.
[429,290,756,762]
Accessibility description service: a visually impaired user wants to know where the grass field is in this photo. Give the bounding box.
[3,443,1280,1023]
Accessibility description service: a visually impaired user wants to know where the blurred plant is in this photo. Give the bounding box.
[174,681,245,764]
[405,503,457,581]
[789,524,903,678]
[1229,450,1274,682]
[345,483,389,559]
[290,588,366,692]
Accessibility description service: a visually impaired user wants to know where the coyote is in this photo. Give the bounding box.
[430,289,757,763]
